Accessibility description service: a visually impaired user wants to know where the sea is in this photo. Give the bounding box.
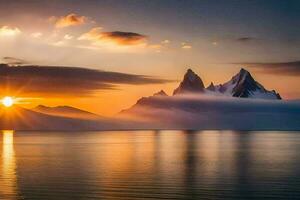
[0,130,299,199]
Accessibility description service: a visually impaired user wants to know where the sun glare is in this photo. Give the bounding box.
[2,97,14,107]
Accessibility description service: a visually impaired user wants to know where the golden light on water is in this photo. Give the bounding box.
[0,130,17,198]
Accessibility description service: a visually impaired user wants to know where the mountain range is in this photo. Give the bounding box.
[33,105,101,119]
[0,105,132,131]
[121,68,283,116]
[119,68,300,130]
[174,68,281,99]
[1,68,299,131]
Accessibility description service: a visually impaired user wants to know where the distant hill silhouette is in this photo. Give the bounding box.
[33,105,102,119]
[0,106,127,131]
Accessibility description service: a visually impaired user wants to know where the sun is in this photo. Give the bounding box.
[2,96,14,107]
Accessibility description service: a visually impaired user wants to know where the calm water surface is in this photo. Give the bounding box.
[0,130,299,199]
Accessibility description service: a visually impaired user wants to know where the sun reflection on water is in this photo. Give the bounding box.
[0,130,17,199]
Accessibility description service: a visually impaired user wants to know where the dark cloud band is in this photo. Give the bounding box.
[233,61,300,76]
[100,31,147,45]
[236,37,257,42]
[79,28,147,46]
[0,64,172,96]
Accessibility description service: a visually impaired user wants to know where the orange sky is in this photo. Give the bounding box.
[0,1,299,116]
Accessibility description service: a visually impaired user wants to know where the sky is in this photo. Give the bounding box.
[0,0,299,115]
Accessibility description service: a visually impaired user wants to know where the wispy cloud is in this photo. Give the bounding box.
[0,26,21,36]
[63,34,73,40]
[236,37,257,43]
[181,42,192,49]
[161,40,170,44]
[79,27,147,46]
[211,36,259,46]
[31,32,42,38]
[50,13,87,28]
[0,63,172,97]
[233,61,300,76]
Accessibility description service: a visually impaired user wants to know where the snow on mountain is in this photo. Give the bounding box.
[173,69,205,95]
[206,68,281,100]
[172,68,281,100]
[123,68,283,112]
[118,67,290,129]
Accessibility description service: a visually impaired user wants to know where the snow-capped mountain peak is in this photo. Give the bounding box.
[173,68,205,95]
[120,67,284,124]
[140,67,281,100]
[231,68,251,84]
[207,68,281,99]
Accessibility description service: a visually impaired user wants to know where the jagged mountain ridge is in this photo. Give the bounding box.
[206,68,281,99]
[174,68,281,100]
[119,69,299,130]
[121,68,282,117]
[173,69,205,95]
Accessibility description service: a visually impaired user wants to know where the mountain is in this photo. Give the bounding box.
[0,106,92,130]
[33,105,101,119]
[118,67,295,130]
[206,82,216,91]
[123,68,282,115]
[207,68,281,100]
[153,90,168,96]
[172,68,281,99]
[173,69,205,95]
[0,105,131,131]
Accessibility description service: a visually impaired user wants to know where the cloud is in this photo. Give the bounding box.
[63,34,73,40]
[236,37,257,42]
[211,36,258,45]
[0,26,21,36]
[51,13,87,28]
[148,44,162,52]
[78,27,102,39]
[161,40,170,44]
[182,45,192,49]
[233,61,300,76]
[121,94,300,130]
[101,31,147,45]
[78,27,147,46]
[51,40,66,46]
[2,57,28,65]
[181,42,192,49]
[31,32,42,38]
[212,41,218,46]
[0,63,172,97]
